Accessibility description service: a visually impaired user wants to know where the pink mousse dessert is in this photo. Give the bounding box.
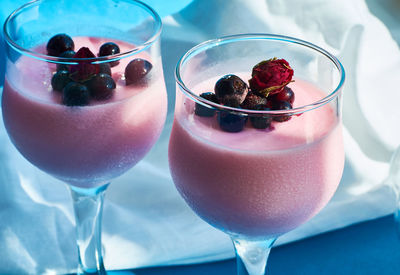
[169,59,344,239]
[2,35,167,188]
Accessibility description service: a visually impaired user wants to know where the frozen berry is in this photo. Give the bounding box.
[70,47,99,82]
[272,101,292,122]
[125,59,152,85]
[241,92,267,110]
[57,50,76,71]
[195,92,218,117]
[99,63,112,76]
[51,70,71,92]
[217,111,247,133]
[214,75,248,106]
[270,86,294,104]
[47,34,75,57]
[60,50,76,58]
[62,82,90,106]
[250,106,272,129]
[98,42,120,67]
[86,74,116,100]
[99,42,120,56]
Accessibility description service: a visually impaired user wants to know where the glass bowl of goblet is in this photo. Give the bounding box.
[169,34,345,275]
[2,0,167,273]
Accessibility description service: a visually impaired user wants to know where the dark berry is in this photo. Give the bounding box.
[69,47,99,82]
[59,50,76,58]
[271,101,292,122]
[214,75,248,106]
[86,74,116,100]
[241,92,267,110]
[195,92,218,117]
[56,50,76,71]
[270,86,295,104]
[250,106,272,129]
[221,98,242,108]
[125,59,152,85]
[62,82,90,106]
[217,111,247,133]
[98,42,120,67]
[51,70,71,92]
[47,34,75,57]
[99,63,112,76]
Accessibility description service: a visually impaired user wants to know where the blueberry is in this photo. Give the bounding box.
[270,86,295,105]
[51,70,71,92]
[86,74,116,100]
[217,111,247,133]
[98,42,120,67]
[241,92,267,110]
[56,50,76,71]
[125,59,152,85]
[62,82,90,106]
[99,63,112,76]
[60,50,76,58]
[250,106,272,129]
[214,75,248,106]
[272,101,292,122]
[195,92,218,117]
[47,34,75,57]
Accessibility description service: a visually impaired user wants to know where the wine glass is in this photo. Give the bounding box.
[2,0,166,274]
[169,34,345,274]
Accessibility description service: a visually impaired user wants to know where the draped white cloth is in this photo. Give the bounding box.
[0,0,399,274]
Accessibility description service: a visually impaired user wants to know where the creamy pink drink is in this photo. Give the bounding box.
[2,37,167,188]
[169,77,344,239]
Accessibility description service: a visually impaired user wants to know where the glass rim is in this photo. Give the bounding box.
[3,0,162,64]
[175,33,346,116]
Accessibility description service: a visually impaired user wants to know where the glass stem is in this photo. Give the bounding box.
[232,237,276,275]
[69,184,109,275]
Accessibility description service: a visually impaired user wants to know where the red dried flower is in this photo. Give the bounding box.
[249,58,293,97]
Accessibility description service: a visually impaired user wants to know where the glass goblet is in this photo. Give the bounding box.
[169,34,345,275]
[2,0,166,274]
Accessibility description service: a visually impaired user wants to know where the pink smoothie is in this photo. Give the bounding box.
[169,77,344,239]
[2,37,167,188]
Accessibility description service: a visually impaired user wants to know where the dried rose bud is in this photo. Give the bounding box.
[249,58,293,97]
[69,47,99,82]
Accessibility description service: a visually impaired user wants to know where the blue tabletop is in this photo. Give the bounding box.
[111,215,399,275]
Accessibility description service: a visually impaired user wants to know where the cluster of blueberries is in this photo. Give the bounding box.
[48,34,152,106]
[194,74,295,133]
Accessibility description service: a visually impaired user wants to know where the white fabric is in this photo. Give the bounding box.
[0,0,400,274]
